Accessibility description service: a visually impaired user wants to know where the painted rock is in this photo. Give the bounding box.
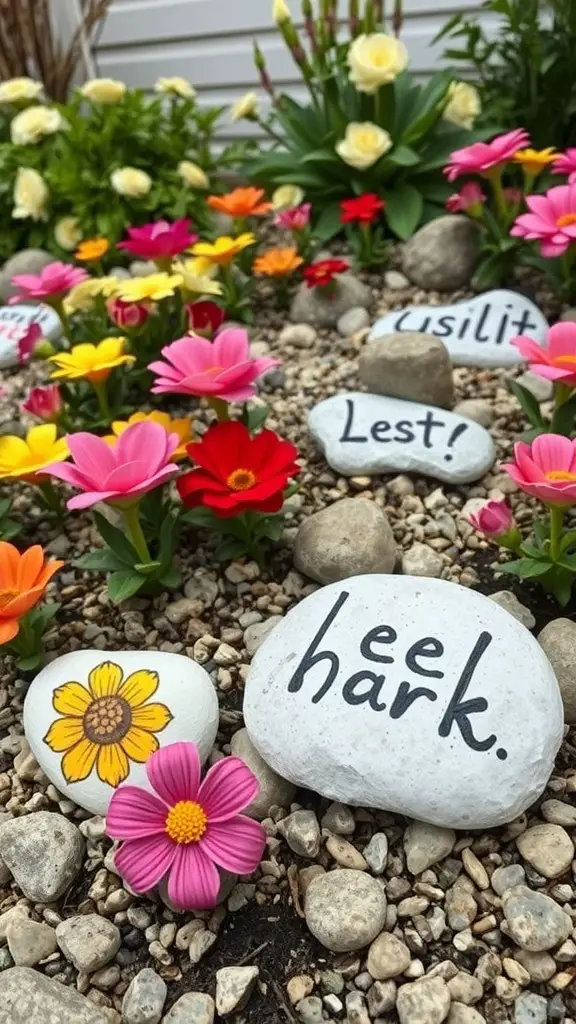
[0,304,62,369]
[309,392,495,483]
[23,651,219,815]
[369,290,548,368]
[244,576,563,830]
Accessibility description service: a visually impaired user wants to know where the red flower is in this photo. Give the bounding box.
[186,300,226,338]
[340,194,385,224]
[303,259,349,289]
[177,420,299,518]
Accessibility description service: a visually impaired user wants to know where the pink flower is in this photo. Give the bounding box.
[511,183,576,258]
[503,434,576,506]
[117,219,198,261]
[21,384,62,422]
[185,300,226,338]
[44,420,179,510]
[107,296,151,329]
[149,328,279,402]
[274,203,312,231]
[467,499,514,538]
[445,182,486,213]
[512,322,576,387]
[9,262,89,305]
[444,129,530,182]
[106,742,266,909]
[17,322,43,363]
[553,149,576,184]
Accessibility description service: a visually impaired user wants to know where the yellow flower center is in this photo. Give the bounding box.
[227,468,256,490]
[546,470,576,481]
[0,587,18,608]
[165,800,208,843]
[554,355,576,366]
[556,213,576,228]
[83,696,132,744]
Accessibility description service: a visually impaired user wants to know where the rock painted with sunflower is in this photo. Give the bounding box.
[23,650,219,814]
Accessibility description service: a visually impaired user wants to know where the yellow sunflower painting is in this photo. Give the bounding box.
[43,661,173,788]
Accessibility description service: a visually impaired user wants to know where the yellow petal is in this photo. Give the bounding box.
[43,716,85,753]
[61,737,99,783]
[98,337,126,361]
[119,669,159,708]
[88,661,123,699]
[96,742,129,787]
[53,681,92,716]
[120,725,160,762]
[0,435,30,472]
[131,702,173,733]
[26,424,58,455]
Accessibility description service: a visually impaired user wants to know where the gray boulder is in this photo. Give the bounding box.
[0,249,53,301]
[290,274,371,327]
[401,216,479,291]
[360,332,454,409]
[294,498,396,584]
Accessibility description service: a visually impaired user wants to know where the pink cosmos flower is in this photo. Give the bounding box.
[17,322,42,363]
[107,296,151,329]
[553,149,576,184]
[106,742,266,910]
[467,498,514,538]
[149,328,279,402]
[444,129,530,182]
[503,434,576,506]
[274,203,312,231]
[21,384,62,422]
[511,183,576,258]
[117,219,198,261]
[44,420,179,510]
[512,322,576,387]
[9,262,89,305]
[445,181,486,214]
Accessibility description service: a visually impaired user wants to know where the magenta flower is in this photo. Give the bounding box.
[117,219,198,262]
[149,328,279,402]
[512,322,576,387]
[444,129,530,182]
[503,434,576,506]
[44,420,179,510]
[445,181,486,214]
[467,498,514,538]
[107,296,151,329]
[511,183,576,257]
[274,203,312,231]
[22,384,62,422]
[9,262,89,305]
[17,322,43,363]
[553,149,576,184]
[106,742,266,910]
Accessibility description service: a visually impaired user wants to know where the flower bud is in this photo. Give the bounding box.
[21,384,62,423]
[273,0,291,23]
[467,499,515,538]
[107,296,151,329]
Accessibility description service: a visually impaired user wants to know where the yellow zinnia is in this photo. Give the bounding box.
[514,147,559,177]
[173,257,222,296]
[105,411,193,461]
[64,276,120,314]
[0,424,69,481]
[115,273,183,304]
[43,660,173,788]
[191,234,256,267]
[49,337,135,384]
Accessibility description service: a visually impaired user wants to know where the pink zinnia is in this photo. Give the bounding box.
[512,322,576,387]
[467,498,514,538]
[106,742,266,910]
[9,262,88,305]
[44,420,179,510]
[21,384,62,422]
[503,434,576,507]
[553,149,576,184]
[117,219,198,261]
[149,328,279,402]
[444,129,530,182]
[17,322,43,363]
[511,183,576,258]
[445,181,486,214]
[274,203,312,231]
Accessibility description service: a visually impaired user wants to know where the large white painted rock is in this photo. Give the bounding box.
[0,304,62,368]
[369,290,547,368]
[309,392,494,484]
[23,650,219,815]
[244,576,563,830]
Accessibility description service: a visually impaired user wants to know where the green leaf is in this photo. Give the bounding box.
[182,506,219,529]
[93,511,138,566]
[551,394,576,436]
[107,570,146,605]
[502,558,553,579]
[0,519,21,541]
[74,549,131,572]
[387,144,420,167]
[134,560,162,575]
[158,565,182,588]
[214,535,249,562]
[242,403,270,435]
[313,203,344,243]
[384,183,423,239]
[508,380,546,429]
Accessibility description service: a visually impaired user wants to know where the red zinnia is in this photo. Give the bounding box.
[186,300,226,338]
[303,259,349,289]
[177,420,299,518]
[340,194,385,224]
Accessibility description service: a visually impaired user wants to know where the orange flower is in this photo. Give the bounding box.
[0,543,63,645]
[75,237,110,261]
[207,187,273,219]
[253,247,304,277]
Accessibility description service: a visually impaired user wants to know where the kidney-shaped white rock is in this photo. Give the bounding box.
[309,392,495,483]
[244,576,563,830]
[0,304,62,368]
[23,650,219,815]
[369,289,547,368]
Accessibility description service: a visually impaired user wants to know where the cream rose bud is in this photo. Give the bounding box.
[11,105,64,145]
[273,0,291,23]
[80,78,127,104]
[272,184,305,210]
[336,122,392,170]
[230,92,259,122]
[0,77,43,105]
[155,77,196,98]
[443,81,481,130]
[111,166,152,198]
[347,33,408,93]
[54,216,82,250]
[12,167,49,221]
[178,160,209,189]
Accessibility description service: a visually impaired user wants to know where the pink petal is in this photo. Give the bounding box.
[167,842,221,910]
[147,742,202,804]
[213,328,250,365]
[68,432,116,481]
[511,336,549,363]
[547,322,576,359]
[531,433,576,474]
[106,785,168,839]
[43,461,93,490]
[115,834,176,893]
[198,756,259,823]
[201,815,266,874]
[115,421,170,471]
[67,489,119,509]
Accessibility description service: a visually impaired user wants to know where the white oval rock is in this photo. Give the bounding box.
[369,290,547,368]
[0,304,62,368]
[243,576,563,830]
[309,392,494,484]
[23,650,219,815]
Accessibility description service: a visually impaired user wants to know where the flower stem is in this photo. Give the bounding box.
[549,505,565,563]
[121,503,151,564]
[92,380,111,422]
[51,299,73,344]
[485,168,508,226]
[207,397,230,421]
[36,479,65,518]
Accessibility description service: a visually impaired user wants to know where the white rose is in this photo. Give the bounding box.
[54,216,82,250]
[347,33,408,93]
[443,81,481,130]
[80,78,126,104]
[11,105,64,145]
[230,92,259,122]
[0,77,43,105]
[111,166,152,197]
[272,184,305,210]
[178,160,209,189]
[12,167,49,221]
[336,122,392,170]
[155,77,196,98]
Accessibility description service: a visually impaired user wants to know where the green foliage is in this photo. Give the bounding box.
[0,497,20,541]
[183,505,285,565]
[2,603,60,672]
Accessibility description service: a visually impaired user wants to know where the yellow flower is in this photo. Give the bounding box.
[155,77,196,98]
[173,258,222,296]
[178,160,209,189]
[230,92,259,122]
[110,167,152,198]
[54,216,82,251]
[272,184,305,210]
[49,337,134,384]
[11,105,64,144]
[443,81,481,130]
[347,33,408,93]
[64,277,120,314]
[43,660,173,788]
[0,424,69,481]
[116,273,183,303]
[12,167,49,221]
[75,237,110,261]
[0,77,43,104]
[514,147,559,177]
[273,0,291,23]
[191,234,256,267]
[105,411,193,460]
[336,122,392,170]
[80,78,126,104]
